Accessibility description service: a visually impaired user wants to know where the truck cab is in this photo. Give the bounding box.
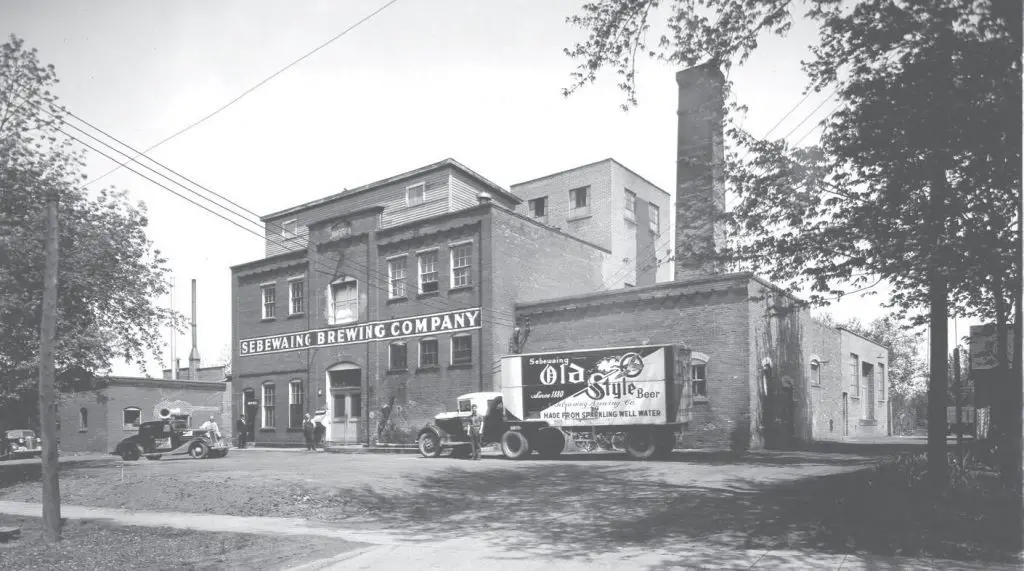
[417,392,504,457]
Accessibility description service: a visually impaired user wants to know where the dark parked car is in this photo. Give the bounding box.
[113,419,228,461]
[1,429,43,460]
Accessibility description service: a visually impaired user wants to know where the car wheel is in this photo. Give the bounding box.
[121,445,142,462]
[418,432,442,458]
[500,430,531,460]
[624,429,658,460]
[188,441,209,459]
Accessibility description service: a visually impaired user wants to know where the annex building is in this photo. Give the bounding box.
[231,63,888,450]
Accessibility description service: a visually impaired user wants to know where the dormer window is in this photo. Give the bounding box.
[406,182,426,207]
[329,221,352,240]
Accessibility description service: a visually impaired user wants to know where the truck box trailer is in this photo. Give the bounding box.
[417,344,693,460]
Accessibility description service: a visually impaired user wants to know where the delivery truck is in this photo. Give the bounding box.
[417,344,693,460]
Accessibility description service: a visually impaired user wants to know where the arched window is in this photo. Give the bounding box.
[79,408,88,430]
[123,407,142,430]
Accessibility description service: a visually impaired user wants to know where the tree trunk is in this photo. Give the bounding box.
[927,275,949,489]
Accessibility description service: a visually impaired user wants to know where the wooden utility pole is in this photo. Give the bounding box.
[38,196,61,541]
[953,345,962,446]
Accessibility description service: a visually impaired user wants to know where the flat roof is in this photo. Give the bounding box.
[511,158,672,198]
[262,158,522,221]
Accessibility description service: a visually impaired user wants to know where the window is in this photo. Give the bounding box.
[692,364,707,399]
[529,197,547,218]
[388,257,407,299]
[261,285,276,319]
[79,408,88,430]
[649,204,660,234]
[389,342,408,370]
[288,380,303,429]
[330,280,358,324]
[329,221,351,240]
[451,335,472,365]
[420,338,439,368]
[451,243,472,288]
[418,250,439,294]
[850,353,860,397]
[281,219,297,239]
[877,363,886,400]
[406,182,425,206]
[625,190,636,216]
[262,383,275,428]
[123,407,141,430]
[810,358,821,385]
[570,187,589,209]
[289,279,304,315]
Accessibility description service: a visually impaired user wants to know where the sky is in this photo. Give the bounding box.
[3,0,974,377]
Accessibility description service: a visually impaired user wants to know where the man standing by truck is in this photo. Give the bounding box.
[468,404,484,460]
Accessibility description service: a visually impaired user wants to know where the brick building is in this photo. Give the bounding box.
[230,62,888,450]
[231,161,608,446]
[55,372,230,455]
[511,159,673,288]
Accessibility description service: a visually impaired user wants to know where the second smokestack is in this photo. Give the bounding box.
[189,278,201,381]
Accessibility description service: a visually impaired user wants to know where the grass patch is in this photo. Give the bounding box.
[0,516,363,571]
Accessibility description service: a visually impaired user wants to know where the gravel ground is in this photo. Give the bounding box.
[0,516,363,571]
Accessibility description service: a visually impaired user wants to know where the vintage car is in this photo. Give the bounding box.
[113,419,229,461]
[1,429,43,460]
[417,392,506,458]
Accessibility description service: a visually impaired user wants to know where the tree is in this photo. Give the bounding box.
[0,35,184,427]
[563,0,1021,490]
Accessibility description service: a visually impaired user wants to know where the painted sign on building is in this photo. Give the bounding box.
[239,308,482,357]
[969,324,1016,371]
[501,345,669,427]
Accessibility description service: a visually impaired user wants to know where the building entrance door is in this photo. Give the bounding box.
[326,365,361,444]
[842,392,849,437]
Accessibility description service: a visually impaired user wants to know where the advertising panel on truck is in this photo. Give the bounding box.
[502,345,671,427]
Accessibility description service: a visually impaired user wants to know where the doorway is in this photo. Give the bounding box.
[842,392,849,437]
[326,364,361,444]
[243,388,258,444]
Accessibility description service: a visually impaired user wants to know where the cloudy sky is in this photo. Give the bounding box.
[4,0,956,376]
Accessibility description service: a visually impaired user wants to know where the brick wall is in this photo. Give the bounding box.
[517,275,754,450]
[839,329,890,437]
[490,206,608,390]
[610,161,673,286]
[510,160,613,252]
[802,315,844,441]
[57,379,227,454]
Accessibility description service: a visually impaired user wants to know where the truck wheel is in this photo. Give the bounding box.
[121,445,142,462]
[418,432,442,458]
[500,430,531,460]
[624,429,657,460]
[188,441,209,459]
[534,428,565,459]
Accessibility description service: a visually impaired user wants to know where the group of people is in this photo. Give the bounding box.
[302,411,327,451]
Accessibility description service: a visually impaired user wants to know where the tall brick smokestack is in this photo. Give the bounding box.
[675,62,727,280]
[188,278,200,381]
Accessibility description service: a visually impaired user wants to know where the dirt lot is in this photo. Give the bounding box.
[0,515,362,571]
[0,448,1018,567]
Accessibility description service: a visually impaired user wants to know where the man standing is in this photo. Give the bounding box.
[236,414,247,449]
[468,404,484,460]
[311,410,327,451]
[302,413,315,451]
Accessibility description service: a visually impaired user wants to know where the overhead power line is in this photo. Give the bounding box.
[83,0,401,189]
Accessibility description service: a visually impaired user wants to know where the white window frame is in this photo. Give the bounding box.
[406,182,426,207]
[328,278,359,325]
[122,407,141,431]
[419,337,439,368]
[281,219,298,239]
[850,353,860,397]
[809,354,822,386]
[288,277,304,315]
[262,383,276,428]
[451,334,473,365]
[649,203,660,234]
[387,255,407,299]
[450,241,473,289]
[877,363,886,401]
[261,283,276,319]
[529,196,547,218]
[625,189,636,218]
[389,342,408,371]
[418,249,439,294]
[691,351,710,401]
[288,380,304,429]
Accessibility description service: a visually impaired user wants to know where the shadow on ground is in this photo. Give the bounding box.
[324,456,1021,567]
